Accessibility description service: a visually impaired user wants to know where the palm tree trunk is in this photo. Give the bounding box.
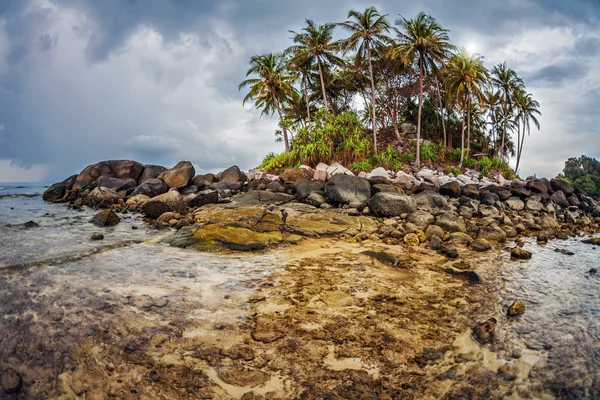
[435,77,447,149]
[416,54,424,169]
[303,73,311,124]
[467,94,471,155]
[500,101,507,159]
[272,94,289,153]
[459,107,466,168]
[392,115,400,140]
[515,119,521,173]
[317,56,329,111]
[367,45,378,155]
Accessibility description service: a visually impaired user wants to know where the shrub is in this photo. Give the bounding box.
[420,141,443,163]
[373,146,403,171]
[350,159,373,173]
[258,152,294,174]
[444,166,461,176]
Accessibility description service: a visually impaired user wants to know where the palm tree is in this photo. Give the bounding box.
[444,50,489,167]
[389,12,454,168]
[239,53,297,152]
[514,89,541,173]
[339,7,391,154]
[491,62,525,159]
[483,88,502,154]
[288,19,345,112]
[287,53,314,124]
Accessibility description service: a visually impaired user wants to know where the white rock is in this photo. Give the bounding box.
[457,174,475,186]
[358,171,368,178]
[313,170,328,181]
[326,162,354,177]
[316,163,329,171]
[366,167,391,181]
[416,168,435,179]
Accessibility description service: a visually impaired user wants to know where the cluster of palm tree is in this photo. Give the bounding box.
[239,7,541,173]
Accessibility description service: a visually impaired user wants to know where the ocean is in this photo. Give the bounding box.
[0,182,599,398]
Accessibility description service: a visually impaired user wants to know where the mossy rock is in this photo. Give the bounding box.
[507,300,525,316]
[187,223,283,251]
[404,233,420,246]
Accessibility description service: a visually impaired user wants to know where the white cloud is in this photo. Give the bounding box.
[0,160,47,182]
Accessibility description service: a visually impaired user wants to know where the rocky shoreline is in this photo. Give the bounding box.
[43,159,600,255]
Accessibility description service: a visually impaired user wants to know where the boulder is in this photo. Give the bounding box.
[408,210,435,230]
[43,174,77,202]
[86,187,124,208]
[480,191,499,206]
[141,189,186,219]
[95,176,136,192]
[525,198,544,212]
[400,122,416,134]
[549,190,569,208]
[526,178,550,194]
[280,168,312,184]
[130,178,169,198]
[393,171,419,190]
[404,233,420,246]
[440,181,461,198]
[210,181,233,198]
[295,179,325,200]
[192,174,215,189]
[73,160,144,190]
[471,238,492,252]
[505,197,525,211]
[160,161,195,189]
[511,247,532,260]
[325,175,371,206]
[92,209,120,226]
[414,190,449,213]
[326,162,354,177]
[371,183,403,196]
[507,300,526,317]
[478,224,507,243]
[126,194,150,210]
[139,165,167,183]
[306,192,326,207]
[462,184,480,200]
[187,190,219,208]
[425,225,445,239]
[368,193,417,217]
[156,212,182,226]
[366,167,391,182]
[550,178,574,195]
[436,212,467,233]
[567,195,580,207]
[510,183,531,199]
[218,165,247,184]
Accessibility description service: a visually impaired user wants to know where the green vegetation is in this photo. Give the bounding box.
[558,155,600,196]
[241,7,536,178]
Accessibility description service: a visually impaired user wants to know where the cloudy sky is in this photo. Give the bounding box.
[0,0,598,182]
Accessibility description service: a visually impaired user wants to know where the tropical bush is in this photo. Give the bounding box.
[444,166,461,176]
[559,155,600,196]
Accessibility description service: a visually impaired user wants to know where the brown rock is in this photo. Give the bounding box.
[92,209,120,226]
[160,161,195,189]
[472,317,497,344]
[0,368,23,394]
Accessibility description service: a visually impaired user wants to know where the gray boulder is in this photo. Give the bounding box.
[414,190,449,214]
[550,178,574,195]
[192,173,215,189]
[368,193,417,217]
[130,178,169,198]
[295,179,325,200]
[525,198,544,212]
[436,212,467,233]
[139,165,167,183]
[408,210,435,230]
[92,209,120,226]
[326,175,371,206]
[505,197,525,211]
[86,187,124,208]
[186,190,219,208]
[550,190,569,208]
[439,181,461,198]
[141,189,186,219]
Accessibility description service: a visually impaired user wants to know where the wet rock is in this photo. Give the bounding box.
[507,300,525,317]
[0,368,23,394]
[87,187,124,208]
[472,317,497,344]
[589,268,597,274]
[442,247,459,259]
[427,236,443,250]
[582,237,600,245]
[462,184,480,199]
[480,191,499,206]
[408,210,435,230]
[471,238,492,252]
[505,197,525,211]
[43,174,77,202]
[91,232,104,240]
[425,225,445,239]
[92,209,120,226]
[550,190,569,208]
[447,232,473,245]
[440,181,461,198]
[306,192,326,207]
[23,221,39,228]
[326,175,371,206]
[511,247,532,260]
[478,224,507,243]
[445,268,481,283]
[369,192,416,217]
[554,248,574,255]
[131,178,169,198]
[160,161,195,188]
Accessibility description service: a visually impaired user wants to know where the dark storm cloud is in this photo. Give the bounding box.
[0,0,598,181]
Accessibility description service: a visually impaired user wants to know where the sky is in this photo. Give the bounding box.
[0,0,598,182]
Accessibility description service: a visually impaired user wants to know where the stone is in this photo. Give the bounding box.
[141,189,186,219]
[43,174,78,202]
[472,318,497,344]
[393,171,419,190]
[414,190,449,213]
[130,178,169,198]
[160,161,195,189]
[471,238,492,252]
[156,212,182,226]
[447,232,473,245]
[400,122,416,134]
[86,187,124,208]
[505,197,525,211]
[480,191,499,205]
[0,368,23,394]
[371,183,403,196]
[325,175,371,206]
[219,165,247,185]
[366,167,391,182]
[125,194,150,211]
[192,173,215,189]
[462,184,480,199]
[510,182,531,199]
[567,195,580,207]
[427,236,443,250]
[91,233,104,240]
[187,190,219,208]
[210,181,233,198]
[436,212,467,233]
[550,190,569,208]
[408,210,435,230]
[478,204,500,219]
[138,164,167,183]
[95,176,136,192]
[313,170,328,181]
[507,300,525,317]
[526,178,550,194]
[439,181,461,198]
[511,247,532,260]
[425,225,445,239]
[368,193,417,217]
[525,198,543,212]
[550,178,574,195]
[326,162,354,177]
[92,209,120,226]
[404,233,420,246]
[478,224,507,243]
[306,192,326,207]
[280,168,312,183]
[73,160,144,190]
[295,179,325,200]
